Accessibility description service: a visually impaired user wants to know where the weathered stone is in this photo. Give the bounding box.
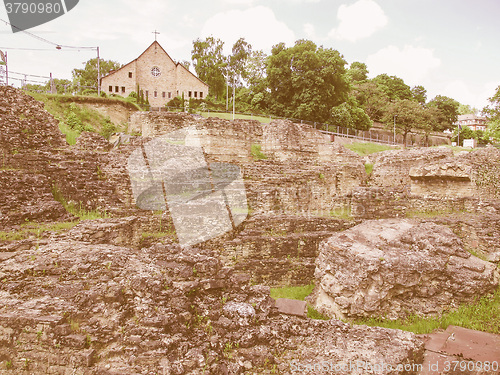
[311,219,499,320]
[369,147,453,188]
[274,298,307,317]
[262,119,362,164]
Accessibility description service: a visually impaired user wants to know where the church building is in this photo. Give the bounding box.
[100,41,209,108]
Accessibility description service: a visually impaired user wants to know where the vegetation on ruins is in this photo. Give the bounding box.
[270,281,500,335]
[358,286,500,334]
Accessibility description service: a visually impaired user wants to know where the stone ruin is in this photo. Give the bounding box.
[310,219,498,320]
[0,86,499,374]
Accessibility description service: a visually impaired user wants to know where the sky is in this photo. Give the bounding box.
[1,0,499,109]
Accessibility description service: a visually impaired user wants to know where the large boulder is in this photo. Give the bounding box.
[310,218,499,320]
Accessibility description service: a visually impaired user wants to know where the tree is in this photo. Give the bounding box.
[351,80,390,122]
[483,84,500,121]
[419,105,447,146]
[179,60,191,70]
[458,103,478,115]
[428,95,460,130]
[411,85,427,104]
[191,37,227,99]
[483,85,500,143]
[266,39,349,122]
[451,125,474,146]
[347,62,368,82]
[246,50,267,89]
[373,74,412,101]
[228,37,252,86]
[72,58,121,92]
[330,98,372,130]
[383,99,426,146]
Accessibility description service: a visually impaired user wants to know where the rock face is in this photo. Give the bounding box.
[262,119,361,163]
[0,217,425,374]
[311,219,499,320]
[369,148,453,188]
[201,214,359,287]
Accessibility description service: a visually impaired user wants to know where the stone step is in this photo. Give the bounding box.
[418,325,500,374]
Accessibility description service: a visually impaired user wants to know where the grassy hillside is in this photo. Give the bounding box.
[26,93,139,145]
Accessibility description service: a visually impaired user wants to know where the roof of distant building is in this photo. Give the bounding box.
[457,114,486,121]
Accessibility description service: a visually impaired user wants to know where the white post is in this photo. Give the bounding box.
[5,51,8,86]
[97,47,101,96]
[393,115,397,144]
[232,84,235,121]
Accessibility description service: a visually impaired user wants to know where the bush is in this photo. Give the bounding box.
[99,117,117,139]
[166,96,184,110]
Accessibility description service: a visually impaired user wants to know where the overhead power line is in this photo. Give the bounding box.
[0,18,97,50]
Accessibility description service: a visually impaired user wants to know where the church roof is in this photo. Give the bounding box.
[100,41,208,87]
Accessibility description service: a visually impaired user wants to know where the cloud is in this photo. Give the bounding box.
[303,23,316,39]
[366,45,441,86]
[440,80,499,109]
[329,0,387,42]
[222,0,257,5]
[200,6,295,53]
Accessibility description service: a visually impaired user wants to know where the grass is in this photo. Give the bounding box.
[364,163,373,175]
[51,184,110,220]
[345,142,397,156]
[270,282,330,320]
[251,144,268,160]
[356,286,500,334]
[26,92,125,144]
[0,221,79,242]
[405,207,466,218]
[57,120,80,145]
[329,206,353,220]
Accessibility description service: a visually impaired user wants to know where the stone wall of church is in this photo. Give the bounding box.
[176,64,209,101]
[135,43,178,107]
[102,61,136,97]
[101,42,209,108]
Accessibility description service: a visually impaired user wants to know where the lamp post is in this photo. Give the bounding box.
[393,115,397,144]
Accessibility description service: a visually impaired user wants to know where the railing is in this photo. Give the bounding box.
[148,106,407,146]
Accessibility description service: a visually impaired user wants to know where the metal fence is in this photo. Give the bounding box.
[150,106,401,145]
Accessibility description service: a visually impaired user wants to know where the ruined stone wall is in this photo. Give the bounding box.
[200,214,359,286]
[0,88,142,228]
[369,147,453,188]
[129,111,199,135]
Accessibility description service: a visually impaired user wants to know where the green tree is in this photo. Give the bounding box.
[419,105,447,146]
[72,58,121,92]
[428,95,460,130]
[191,37,227,100]
[330,98,372,130]
[411,85,427,104]
[179,60,191,70]
[458,103,478,115]
[384,99,426,146]
[373,74,413,101]
[351,80,390,122]
[484,85,500,143]
[484,84,500,121]
[266,39,349,122]
[452,125,474,146]
[347,62,368,82]
[228,37,252,85]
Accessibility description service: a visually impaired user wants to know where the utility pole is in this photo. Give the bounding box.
[232,84,235,121]
[393,115,397,144]
[97,47,101,96]
[5,51,8,86]
[50,72,55,94]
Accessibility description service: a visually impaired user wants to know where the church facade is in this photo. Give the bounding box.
[100,41,209,108]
